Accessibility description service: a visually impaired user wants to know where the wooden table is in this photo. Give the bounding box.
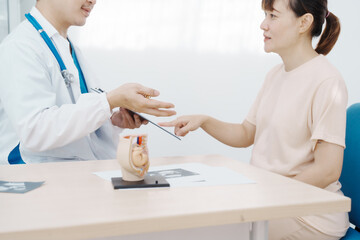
[0,155,350,240]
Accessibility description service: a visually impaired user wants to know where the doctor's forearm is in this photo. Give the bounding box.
[20,94,111,151]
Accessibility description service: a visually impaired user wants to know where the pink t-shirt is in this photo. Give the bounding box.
[246,55,349,237]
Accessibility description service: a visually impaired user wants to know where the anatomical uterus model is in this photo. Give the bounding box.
[117,134,150,181]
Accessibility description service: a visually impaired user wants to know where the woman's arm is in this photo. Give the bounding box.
[293,141,344,188]
[159,116,255,148]
[202,117,255,147]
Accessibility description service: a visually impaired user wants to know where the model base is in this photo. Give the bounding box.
[111,174,170,189]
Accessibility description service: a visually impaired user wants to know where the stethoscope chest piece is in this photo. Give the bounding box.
[61,70,74,86]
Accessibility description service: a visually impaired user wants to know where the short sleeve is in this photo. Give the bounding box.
[246,84,265,126]
[310,77,348,150]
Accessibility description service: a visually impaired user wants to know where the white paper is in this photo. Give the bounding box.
[93,163,255,187]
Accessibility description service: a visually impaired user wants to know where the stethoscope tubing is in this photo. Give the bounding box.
[25,13,76,103]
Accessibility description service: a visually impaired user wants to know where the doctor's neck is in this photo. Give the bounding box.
[35,4,70,39]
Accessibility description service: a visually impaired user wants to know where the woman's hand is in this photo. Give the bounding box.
[158,115,209,136]
[106,83,176,117]
[111,108,148,129]
[161,117,255,148]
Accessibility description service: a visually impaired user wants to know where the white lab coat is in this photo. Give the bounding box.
[0,7,122,164]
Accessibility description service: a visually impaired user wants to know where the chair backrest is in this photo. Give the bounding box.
[339,103,360,227]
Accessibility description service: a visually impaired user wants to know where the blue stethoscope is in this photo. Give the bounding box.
[8,13,89,165]
[25,12,88,101]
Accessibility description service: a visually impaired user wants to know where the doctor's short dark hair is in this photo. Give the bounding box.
[262,0,340,56]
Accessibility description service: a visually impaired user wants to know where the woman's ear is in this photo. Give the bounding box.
[299,13,314,34]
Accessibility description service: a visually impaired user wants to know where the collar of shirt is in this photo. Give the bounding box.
[30,7,59,39]
[29,7,71,53]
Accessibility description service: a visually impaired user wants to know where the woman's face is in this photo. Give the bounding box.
[260,0,301,55]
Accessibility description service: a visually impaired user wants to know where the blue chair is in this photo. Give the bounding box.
[340,103,360,239]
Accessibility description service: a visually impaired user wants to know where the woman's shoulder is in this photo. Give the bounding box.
[315,55,343,79]
[313,56,347,97]
[311,56,347,102]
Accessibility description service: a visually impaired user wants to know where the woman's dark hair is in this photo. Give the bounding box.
[262,0,340,55]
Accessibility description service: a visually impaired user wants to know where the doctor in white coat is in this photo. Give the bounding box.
[0,0,176,164]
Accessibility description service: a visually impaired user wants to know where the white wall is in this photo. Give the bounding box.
[59,0,360,162]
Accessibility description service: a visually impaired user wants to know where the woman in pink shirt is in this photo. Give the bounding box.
[160,0,348,239]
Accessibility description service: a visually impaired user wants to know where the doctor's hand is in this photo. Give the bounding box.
[107,83,176,117]
[111,108,148,129]
[158,115,209,137]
